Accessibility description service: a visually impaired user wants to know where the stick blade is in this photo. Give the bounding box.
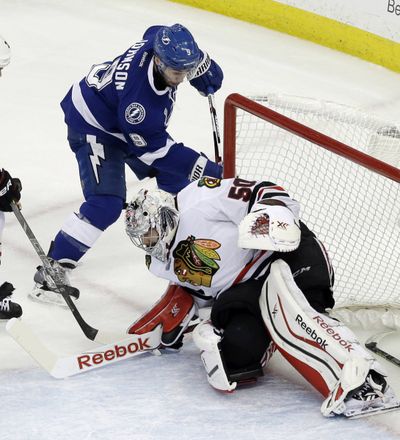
[6,318,59,375]
[7,319,163,379]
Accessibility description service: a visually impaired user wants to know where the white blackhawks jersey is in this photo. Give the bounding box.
[147,177,300,302]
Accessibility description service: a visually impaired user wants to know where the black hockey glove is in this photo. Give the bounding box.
[0,281,15,300]
[0,169,22,212]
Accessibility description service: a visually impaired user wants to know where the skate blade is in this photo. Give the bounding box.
[343,401,400,419]
[28,288,76,308]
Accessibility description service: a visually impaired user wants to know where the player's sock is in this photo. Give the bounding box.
[49,230,89,262]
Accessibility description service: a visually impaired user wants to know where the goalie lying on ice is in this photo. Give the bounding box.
[125,176,399,418]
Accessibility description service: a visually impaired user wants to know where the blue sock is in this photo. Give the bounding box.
[49,231,89,262]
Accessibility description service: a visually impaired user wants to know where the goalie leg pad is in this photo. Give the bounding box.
[260,259,386,416]
[127,284,196,347]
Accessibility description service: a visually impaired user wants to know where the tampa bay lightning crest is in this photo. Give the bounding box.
[125,102,146,125]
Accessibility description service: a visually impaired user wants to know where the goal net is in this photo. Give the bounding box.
[223,93,400,329]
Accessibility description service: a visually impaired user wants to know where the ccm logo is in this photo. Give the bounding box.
[77,338,151,370]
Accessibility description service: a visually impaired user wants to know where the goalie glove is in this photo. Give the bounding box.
[238,205,301,252]
[127,284,197,349]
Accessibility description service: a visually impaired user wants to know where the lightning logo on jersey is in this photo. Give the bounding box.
[87,135,105,184]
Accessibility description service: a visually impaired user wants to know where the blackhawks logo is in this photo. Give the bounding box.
[173,236,221,287]
[197,177,221,188]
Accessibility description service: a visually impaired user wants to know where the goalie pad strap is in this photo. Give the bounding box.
[127,284,196,347]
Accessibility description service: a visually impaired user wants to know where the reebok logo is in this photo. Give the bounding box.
[295,314,328,350]
[76,337,151,370]
[313,316,354,353]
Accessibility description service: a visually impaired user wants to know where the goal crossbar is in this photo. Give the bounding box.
[223,93,400,183]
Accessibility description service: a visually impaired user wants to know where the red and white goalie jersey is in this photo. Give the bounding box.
[147,177,300,302]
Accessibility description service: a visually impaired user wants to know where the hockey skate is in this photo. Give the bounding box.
[0,282,22,321]
[335,370,400,419]
[29,260,80,307]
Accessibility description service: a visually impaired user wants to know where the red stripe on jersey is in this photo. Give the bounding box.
[268,185,285,191]
[257,186,286,199]
[232,250,267,285]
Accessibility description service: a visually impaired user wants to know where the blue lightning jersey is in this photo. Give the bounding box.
[61,26,216,193]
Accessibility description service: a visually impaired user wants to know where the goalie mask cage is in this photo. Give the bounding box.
[223,93,400,329]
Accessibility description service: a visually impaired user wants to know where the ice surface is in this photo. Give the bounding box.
[1,0,400,438]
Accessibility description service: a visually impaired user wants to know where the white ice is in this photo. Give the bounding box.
[1,0,400,439]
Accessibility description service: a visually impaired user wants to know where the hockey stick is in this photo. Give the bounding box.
[365,330,400,368]
[207,93,222,164]
[6,318,162,378]
[10,201,107,342]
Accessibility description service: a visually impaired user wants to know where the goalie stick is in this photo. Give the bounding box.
[365,331,400,368]
[6,318,163,378]
[10,201,122,344]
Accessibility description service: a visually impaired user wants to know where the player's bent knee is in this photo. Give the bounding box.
[221,311,271,372]
[80,195,124,230]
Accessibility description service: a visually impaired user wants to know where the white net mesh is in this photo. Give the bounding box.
[232,94,400,325]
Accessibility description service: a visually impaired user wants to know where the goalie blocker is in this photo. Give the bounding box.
[261,259,400,418]
[127,284,197,348]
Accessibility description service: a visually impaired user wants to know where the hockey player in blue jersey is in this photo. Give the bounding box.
[31,24,224,304]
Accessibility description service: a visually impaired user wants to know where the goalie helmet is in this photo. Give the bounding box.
[0,35,11,69]
[125,188,179,262]
[153,24,200,72]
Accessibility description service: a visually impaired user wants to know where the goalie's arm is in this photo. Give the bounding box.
[238,197,301,253]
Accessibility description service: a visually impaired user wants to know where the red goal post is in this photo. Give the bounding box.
[223,93,400,182]
[223,93,400,328]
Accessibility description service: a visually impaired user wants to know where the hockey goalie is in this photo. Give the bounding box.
[125,176,399,418]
